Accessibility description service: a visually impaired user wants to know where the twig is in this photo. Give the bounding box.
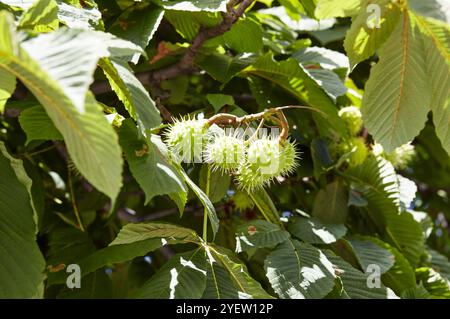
[151,0,255,82]
[207,105,317,142]
[68,167,85,232]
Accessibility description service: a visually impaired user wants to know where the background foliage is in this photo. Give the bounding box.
[0,0,449,299]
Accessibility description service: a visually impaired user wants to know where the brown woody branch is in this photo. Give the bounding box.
[151,0,255,83]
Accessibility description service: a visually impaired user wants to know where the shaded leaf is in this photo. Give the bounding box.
[110,222,199,246]
[324,250,391,299]
[265,240,336,299]
[344,0,401,67]
[133,248,207,298]
[210,245,273,298]
[0,142,45,298]
[109,6,164,63]
[18,105,63,144]
[288,216,347,244]
[312,181,348,224]
[235,220,290,252]
[119,119,186,205]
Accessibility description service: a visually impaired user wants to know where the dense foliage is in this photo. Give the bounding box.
[0,0,449,299]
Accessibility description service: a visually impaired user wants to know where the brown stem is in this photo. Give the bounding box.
[275,109,289,143]
[207,106,310,142]
[151,0,255,82]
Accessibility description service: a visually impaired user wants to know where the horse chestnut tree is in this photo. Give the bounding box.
[0,0,449,300]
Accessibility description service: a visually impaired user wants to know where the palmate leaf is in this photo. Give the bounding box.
[235,220,290,252]
[206,245,273,299]
[109,6,164,64]
[48,222,199,285]
[416,267,450,298]
[348,237,395,275]
[427,247,450,280]
[243,53,346,136]
[0,12,143,202]
[157,0,228,12]
[248,188,282,226]
[401,284,432,299]
[119,119,187,207]
[344,0,401,68]
[0,0,33,10]
[199,165,231,203]
[100,58,161,131]
[315,0,362,19]
[0,143,45,298]
[324,250,392,299]
[293,47,349,100]
[361,11,430,153]
[202,260,242,298]
[293,46,350,71]
[196,52,251,84]
[409,0,450,23]
[57,270,112,299]
[348,236,415,296]
[110,222,199,246]
[165,10,221,41]
[279,0,316,19]
[18,0,58,30]
[288,216,347,244]
[18,105,63,144]
[133,248,208,299]
[350,236,416,296]
[265,240,336,299]
[312,180,348,224]
[2,0,103,29]
[377,240,417,295]
[176,165,219,238]
[221,18,263,53]
[416,17,450,155]
[346,156,425,266]
[55,1,102,30]
[47,239,163,286]
[0,68,15,112]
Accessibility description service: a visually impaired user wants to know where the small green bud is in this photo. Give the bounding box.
[338,106,363,136]
[348,137,368,167]
[386,143,415,169]
[233,190,254,211]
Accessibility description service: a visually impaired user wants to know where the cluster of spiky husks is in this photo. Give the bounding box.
[165,118,300,192]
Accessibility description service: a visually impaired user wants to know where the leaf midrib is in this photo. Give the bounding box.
[0,51,112,194]
[389,12,409,145]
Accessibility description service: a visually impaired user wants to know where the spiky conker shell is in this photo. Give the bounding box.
[204,135,246,172]
[386,143,415,169]
[235,163,270,191]
[279,140,299,176]
[236,138,282,191]
[233,191,254,211]
[165,118,208,163]
[338,106,363,136]
[348,137,368,167]
[247,138,282,176]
